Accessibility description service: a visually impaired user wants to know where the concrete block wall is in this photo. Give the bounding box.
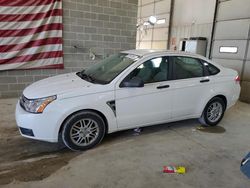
[0,0,137,98]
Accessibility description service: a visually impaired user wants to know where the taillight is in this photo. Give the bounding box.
[235,75,240,83]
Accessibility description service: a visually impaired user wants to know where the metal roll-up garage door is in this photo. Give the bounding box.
[210,0,250,102]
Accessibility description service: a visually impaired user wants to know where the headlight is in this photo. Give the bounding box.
[20,95,57,113]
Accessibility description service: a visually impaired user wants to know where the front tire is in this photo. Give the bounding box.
[62,111,105,151]
[199,97,226,126]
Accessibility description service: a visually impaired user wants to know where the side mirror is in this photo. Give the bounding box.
[120,77,144,88]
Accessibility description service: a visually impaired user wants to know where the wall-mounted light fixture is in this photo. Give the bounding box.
[148,16,157,25]
[141,17,166,27]
[156,18,166,25]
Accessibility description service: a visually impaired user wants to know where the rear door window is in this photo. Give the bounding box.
[172,56,204,80]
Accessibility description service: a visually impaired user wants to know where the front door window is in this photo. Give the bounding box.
[124,56,169,84]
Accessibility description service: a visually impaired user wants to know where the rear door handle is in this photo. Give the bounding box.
[200,79,210,83]
[157,85,170,89]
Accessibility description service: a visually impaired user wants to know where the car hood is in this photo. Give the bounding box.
[23,72,101,99]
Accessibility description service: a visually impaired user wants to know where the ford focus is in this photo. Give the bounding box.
[15,50,241,151]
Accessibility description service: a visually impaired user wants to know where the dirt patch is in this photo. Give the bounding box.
[0,99,80,185]
[0,127,79,185]
[0,127,18,138]
[0,149,78,185]
[196,126,226,133]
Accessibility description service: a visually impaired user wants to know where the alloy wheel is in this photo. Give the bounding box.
[206,102,223,123]
[70,118,99,146]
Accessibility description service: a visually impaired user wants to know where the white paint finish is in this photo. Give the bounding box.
[155,0,171,14]
[140,3,154,17]
[217,0,250,21]
[141,28,153,41]
[153,27,168,40]
[212,40,248,60]
[152,41,167,49]
[23,73,92,99]
[214,19,250,40]
[15,50,241,143]
[212,58,243,74]
[115,83,172,129]
[170,77,211,118]
[172,0,216,25]
[137,41,152,49]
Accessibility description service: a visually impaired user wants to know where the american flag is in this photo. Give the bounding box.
[0,0,63,71]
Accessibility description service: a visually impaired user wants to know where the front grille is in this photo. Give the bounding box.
[19,127,34,137]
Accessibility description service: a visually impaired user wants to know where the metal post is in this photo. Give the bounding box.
[208,0,219,59]
[167,0,174,50]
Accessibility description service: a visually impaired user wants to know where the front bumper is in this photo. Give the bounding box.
[15,101,60,143]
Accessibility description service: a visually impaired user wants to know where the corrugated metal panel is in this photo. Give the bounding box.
[171,23,213,57]
[247,43,250,60]
[211,0,250,102]
[217,0,250,21]
[212,58,243,74]
[243,61,250,80]
[212,40,247,60]
[214,19,250,40]
[240,81,250,102]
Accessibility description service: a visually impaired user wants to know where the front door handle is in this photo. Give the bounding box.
[200,79,210,83]
[157,85,170,89]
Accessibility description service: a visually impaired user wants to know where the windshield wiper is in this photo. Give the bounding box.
[76,72,108,85]
[76,72,97,83]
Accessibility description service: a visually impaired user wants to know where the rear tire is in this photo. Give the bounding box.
[199,97,226,126]
[62,111,105,151]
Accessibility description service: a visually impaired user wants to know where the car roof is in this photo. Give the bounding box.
[121,49,224,69]
[121,49,205,59]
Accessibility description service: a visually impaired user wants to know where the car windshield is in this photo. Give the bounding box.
[77,53,139,84]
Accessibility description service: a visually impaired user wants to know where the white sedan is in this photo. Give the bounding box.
[16,50,241,151]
